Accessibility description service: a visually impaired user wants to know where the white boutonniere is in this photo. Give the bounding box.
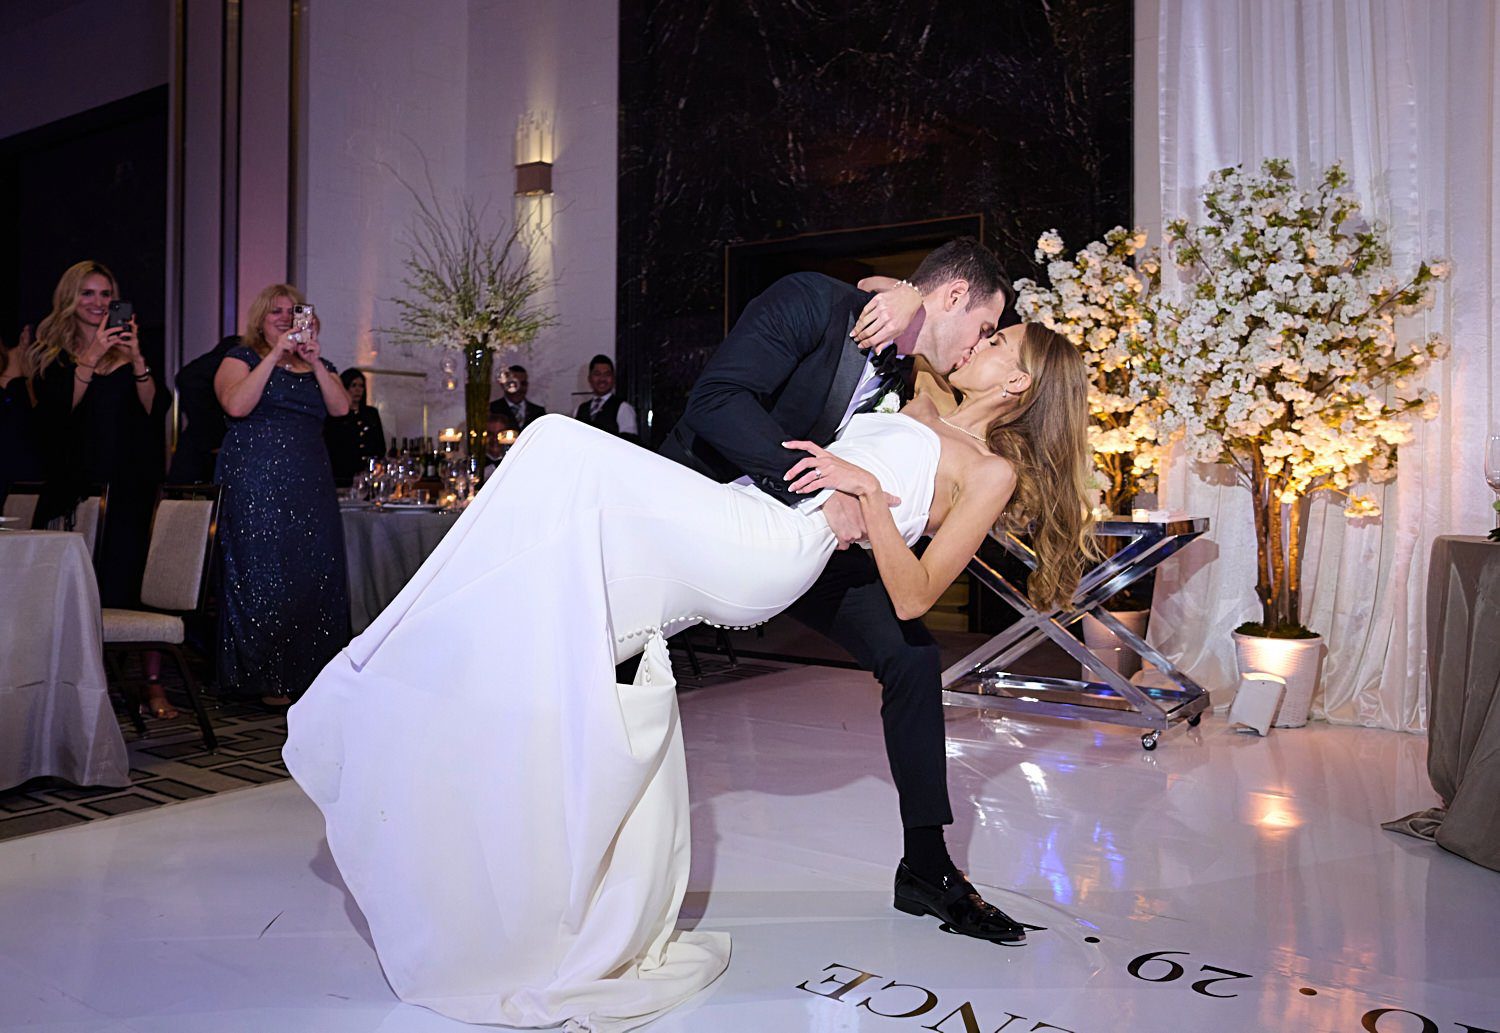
[874,390,903,414]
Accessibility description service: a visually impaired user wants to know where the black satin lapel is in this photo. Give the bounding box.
[807,315,868,444]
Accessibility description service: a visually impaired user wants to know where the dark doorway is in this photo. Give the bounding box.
[0,87,168,370]
[722,215,984,335]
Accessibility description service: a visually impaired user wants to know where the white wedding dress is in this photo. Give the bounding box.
[283,412,940,1031]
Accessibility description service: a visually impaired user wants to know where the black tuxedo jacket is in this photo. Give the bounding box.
[167,334,239,482]
[659,272,876,507]
[488,397,546,433]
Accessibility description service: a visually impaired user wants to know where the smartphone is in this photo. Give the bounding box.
[105,300,134,332]
[288,303,315,345]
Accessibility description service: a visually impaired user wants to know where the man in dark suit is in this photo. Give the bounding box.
[660,238,1025,943]
[488,364,547,433]
[167,334,239,483]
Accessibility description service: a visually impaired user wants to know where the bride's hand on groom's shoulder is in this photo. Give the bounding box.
[853,276,924,353]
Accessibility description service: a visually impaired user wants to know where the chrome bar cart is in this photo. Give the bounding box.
[942,517,1212,750]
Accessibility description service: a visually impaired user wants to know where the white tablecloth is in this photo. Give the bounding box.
[342,508,461,634]
[0,531,128,790]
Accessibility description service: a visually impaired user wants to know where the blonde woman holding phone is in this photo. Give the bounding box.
[31,261,173,717]
[213,283,350,708]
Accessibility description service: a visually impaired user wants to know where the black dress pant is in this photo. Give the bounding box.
[784,547,953,829]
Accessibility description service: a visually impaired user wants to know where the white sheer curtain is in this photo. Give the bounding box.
[1142,0,1500,731]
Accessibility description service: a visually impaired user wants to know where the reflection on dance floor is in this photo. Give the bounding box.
[0,664,1494,1033]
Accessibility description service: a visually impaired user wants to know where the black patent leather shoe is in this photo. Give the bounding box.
[893,862,1027,944]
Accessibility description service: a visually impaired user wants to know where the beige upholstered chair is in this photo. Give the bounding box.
[1,481,42,528]
[102,485,221,750]
[65,489,107,559]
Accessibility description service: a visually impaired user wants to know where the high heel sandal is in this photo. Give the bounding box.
[139,683,180,720]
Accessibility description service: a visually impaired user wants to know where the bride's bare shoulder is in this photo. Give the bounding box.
[960,451,1017,500]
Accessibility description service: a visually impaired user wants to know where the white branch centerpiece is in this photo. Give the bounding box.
[386,186,556,460]
[1015,226,1164,519]
[1148,159,1450,639]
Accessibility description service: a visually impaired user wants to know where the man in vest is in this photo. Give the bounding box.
[574,354,639,443]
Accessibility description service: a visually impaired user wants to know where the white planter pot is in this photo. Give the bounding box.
[1232,632,1325,727]
[1082,608,1151,678]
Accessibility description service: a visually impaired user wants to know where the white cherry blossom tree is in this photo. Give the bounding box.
[1148,159,1449,634]
[1016,226,1164,517]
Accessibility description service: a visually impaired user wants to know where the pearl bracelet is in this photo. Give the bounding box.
[895,278,920,298]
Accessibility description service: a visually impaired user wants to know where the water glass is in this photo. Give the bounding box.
[1485,434,1500,529]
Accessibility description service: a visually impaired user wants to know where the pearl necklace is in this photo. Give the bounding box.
[939,414,987,444]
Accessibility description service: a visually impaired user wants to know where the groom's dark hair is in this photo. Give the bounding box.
[911,237,1014,321]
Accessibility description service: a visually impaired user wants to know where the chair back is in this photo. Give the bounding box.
[71,490,106,557]
[43,483,109,556]
[140,485,221,613]
[2,481,42,528]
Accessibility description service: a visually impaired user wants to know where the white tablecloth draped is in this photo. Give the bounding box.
[342,508,461,634]
[0,531,129,790]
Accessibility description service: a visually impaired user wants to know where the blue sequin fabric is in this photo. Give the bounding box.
[215,346,349,698]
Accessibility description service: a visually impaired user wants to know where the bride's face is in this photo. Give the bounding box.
[949,324,1029,397]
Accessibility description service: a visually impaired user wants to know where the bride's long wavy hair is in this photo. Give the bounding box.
[984,324,1097,609]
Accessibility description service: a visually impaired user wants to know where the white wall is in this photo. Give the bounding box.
[465,0,619,419]
[299,0,472,440]
[0,0,169,140]
[295,0,618,438]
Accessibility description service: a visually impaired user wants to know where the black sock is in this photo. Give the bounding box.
[902,825,957,878]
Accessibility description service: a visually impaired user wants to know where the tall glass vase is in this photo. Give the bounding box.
[464,344,493,467]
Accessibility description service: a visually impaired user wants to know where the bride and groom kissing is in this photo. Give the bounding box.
[283,236,1094,1030]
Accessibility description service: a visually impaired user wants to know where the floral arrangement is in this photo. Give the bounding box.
[1147,158,1450,634]
[1016,226,1164,517]
[385,188,555,355]
[385,181,556,459]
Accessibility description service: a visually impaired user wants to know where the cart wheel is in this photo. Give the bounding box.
[1187,713,1203,728]
[1141,732,1160,751]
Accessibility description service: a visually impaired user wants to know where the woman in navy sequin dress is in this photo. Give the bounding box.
[214,284,350,705]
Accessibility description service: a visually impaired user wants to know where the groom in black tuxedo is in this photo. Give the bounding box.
[660,238,1027,943]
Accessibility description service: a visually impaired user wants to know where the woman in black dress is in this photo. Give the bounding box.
[214,283,350,706]
[30,261,173,717]
[323,368,385,487]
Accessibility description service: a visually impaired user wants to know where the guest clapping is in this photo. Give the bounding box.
[30,261,173,716]
[213,284,350,706]
[324,368,386,487]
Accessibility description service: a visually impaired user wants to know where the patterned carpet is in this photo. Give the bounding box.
[0,653,791,843]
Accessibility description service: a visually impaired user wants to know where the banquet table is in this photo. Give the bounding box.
[341,507,461,633]
[0,530,129,790]
[1386,536,1500,872]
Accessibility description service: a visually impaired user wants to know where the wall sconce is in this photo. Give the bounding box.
[515,111,554,196]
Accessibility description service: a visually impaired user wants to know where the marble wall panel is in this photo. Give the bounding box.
[619,0,1133,440]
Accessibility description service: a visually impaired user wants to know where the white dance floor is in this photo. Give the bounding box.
[2,665,1496,1032]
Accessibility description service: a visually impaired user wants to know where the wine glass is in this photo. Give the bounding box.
[1486,434,1500,529]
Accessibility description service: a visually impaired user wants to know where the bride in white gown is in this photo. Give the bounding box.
[282,323,1094,1031]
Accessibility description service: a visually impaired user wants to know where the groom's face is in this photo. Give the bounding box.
[922,284,1005,374]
